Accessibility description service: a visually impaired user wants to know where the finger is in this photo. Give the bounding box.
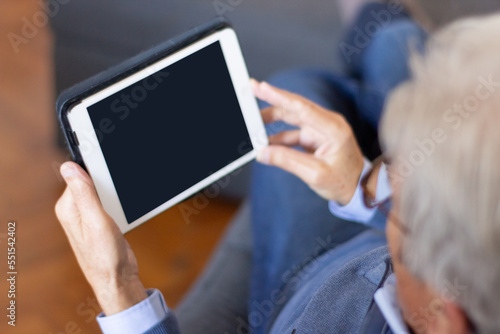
[269,130,318,153]
[55,186,78,229]
[260,106,298,125]
[55,187,82,245]
[260,105,305,128]
[253,81,335,128]
[251,79,303,113]
[269,131,316,153]
[257,145,326,187]
[269,130,301,146]
[60,161,93,185]
[260,107,275,124]
[252,80,312,125]
[60,162,107,224]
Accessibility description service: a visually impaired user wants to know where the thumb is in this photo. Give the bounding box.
[60,162,105,222]
[257,146,325,187]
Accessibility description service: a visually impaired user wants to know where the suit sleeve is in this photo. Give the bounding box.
[141,313,182,334]
[96,289,182,334]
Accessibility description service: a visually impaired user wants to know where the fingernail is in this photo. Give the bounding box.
[257,148,270,165]
[60,164,76,179]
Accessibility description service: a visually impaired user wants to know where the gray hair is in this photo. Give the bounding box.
[380,14,500,334]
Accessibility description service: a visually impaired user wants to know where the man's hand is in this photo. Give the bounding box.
[251,79,365,205]
[55,162,148,316]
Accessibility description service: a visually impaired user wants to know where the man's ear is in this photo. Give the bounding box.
[428,299,471,334]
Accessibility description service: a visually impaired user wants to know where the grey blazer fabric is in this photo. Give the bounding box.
[144,234,393,334]
[359,302,395,334]
[268,242,391,334]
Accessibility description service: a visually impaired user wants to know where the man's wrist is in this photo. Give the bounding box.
[93,277,148,316]
[96,289,170,334]
[336,156,366,205]
[328,158,379,224]
[366,160,382,199]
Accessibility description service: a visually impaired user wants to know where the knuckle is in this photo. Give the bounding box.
[328,114,353,141]
[269,147,284,165]
[334,112,347,124]
[309,164,328,186]
[55,191,69,219]
[71,178,93,202]
[286,99,308,118]
[296,100,311,114]
[54,198,64,219]
[70,177,86,192]
[291,98,307,111]
[274,107,286,120]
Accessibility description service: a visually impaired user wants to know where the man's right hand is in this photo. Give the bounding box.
[55,162,148,316]
[251,79,365,205]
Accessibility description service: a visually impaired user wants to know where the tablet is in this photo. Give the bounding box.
[58,19,267,233]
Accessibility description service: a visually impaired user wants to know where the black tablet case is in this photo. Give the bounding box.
[56,17,231,168]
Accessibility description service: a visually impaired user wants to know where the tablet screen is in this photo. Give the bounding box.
[87,41,253,223]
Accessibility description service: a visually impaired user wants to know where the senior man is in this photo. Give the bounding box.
[55,8,500,334]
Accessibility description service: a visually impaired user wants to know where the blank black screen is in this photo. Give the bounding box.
[88,41,253,223]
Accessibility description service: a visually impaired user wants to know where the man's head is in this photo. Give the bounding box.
[381,14,500,334]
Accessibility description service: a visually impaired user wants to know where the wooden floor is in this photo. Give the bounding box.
[0,1,238,333]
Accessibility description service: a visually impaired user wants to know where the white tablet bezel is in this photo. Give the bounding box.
[67,28,268,233]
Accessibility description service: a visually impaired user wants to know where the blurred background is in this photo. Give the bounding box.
[1,0,500,332]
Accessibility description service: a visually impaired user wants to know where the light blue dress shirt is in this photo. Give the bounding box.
[97,289,169,334]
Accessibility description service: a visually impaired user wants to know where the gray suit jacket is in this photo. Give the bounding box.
[144,309,393,334]
[144,231,394,334]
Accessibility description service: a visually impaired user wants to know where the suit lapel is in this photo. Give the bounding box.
[358,301,393,334]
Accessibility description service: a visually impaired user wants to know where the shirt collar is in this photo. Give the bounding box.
[374,273,411,334]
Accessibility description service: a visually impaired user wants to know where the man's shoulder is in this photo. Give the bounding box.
[270,231,391,334]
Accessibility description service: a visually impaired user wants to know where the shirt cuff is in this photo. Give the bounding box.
[97,289,168,334]
[328,158,377,224]
[376,162,392,201]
